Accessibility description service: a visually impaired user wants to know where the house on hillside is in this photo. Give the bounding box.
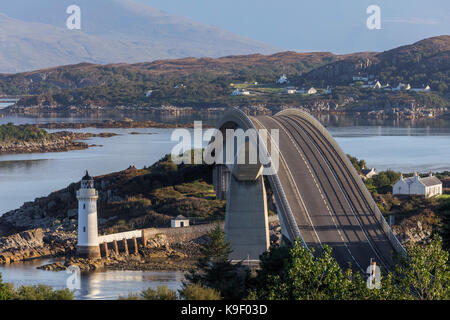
[410,85,431,92]
[231,89,250,96]
[361,167,377,179]
[392,83,411,91]
[393,172,442,198]
[297,87,317,95]
[145,90,153,97]
[171,215,190,228]
[284,86,297,94]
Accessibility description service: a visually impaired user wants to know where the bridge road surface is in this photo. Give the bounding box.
[250,114,396,272]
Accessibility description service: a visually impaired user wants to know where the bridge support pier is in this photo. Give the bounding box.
[102,242,109,258]
[213,165,230,200]
[225,173,269,261]
[122,239,129,256]
[113,240,119,256]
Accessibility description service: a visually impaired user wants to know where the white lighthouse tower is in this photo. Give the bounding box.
[76,171,100,258]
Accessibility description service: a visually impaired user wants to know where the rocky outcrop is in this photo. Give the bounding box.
[37,262,67,271]
[392,212,440,247]
[0,228,76,264]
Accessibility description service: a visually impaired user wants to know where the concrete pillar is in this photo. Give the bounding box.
[113,240,119,255]
[213,165,230,200]
[141,230,147,247]
[225,173,269,261]
[123,238,129,256]
[133,237,138,254]
[102,242,108,258]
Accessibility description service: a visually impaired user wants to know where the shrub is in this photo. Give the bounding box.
[180,283,221,300]
[141,285,177,300]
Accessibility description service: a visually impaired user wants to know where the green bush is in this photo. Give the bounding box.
[141,285,177,300]
[119,285,177,300]
[180,283,221,300]
[0,278,74,301]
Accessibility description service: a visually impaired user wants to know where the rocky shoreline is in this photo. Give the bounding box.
[0,131,117,155]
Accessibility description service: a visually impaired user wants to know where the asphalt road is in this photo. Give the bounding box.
[251,114,396,272]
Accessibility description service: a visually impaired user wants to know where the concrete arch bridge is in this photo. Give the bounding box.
[210,108,405,272]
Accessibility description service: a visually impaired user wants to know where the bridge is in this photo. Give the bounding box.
[211,108,405,272]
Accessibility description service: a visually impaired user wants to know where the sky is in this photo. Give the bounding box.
[140,0,450,53]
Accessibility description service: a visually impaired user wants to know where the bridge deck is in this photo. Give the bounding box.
[251,114,396,271]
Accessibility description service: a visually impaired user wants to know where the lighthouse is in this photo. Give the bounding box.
[76,171,100,258]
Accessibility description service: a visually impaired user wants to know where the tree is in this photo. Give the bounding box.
[0,274,13,300]
[184,224,248,299]
[390,235,450,300]
[251,242,371,300]
[249,239,450,300]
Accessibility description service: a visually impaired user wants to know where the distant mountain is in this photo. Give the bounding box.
[303,35,450,90]
[0,0,277,73]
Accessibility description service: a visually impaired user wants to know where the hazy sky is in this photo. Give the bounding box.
[140,0,450,53]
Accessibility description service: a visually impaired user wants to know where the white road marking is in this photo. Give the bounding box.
[252,117,322,247]
[272,116,364,271]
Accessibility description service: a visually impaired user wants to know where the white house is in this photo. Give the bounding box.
[392,83,411,91]
[277,74,288,84]
[145,90,153,97]
[410,85,431,92]
[297,87,317,95]
[171,215,190,228]
[361,167,377,179]
[284,86,297,94]
[373,81,382,89]
[231,89,250,96]
[393,172,442,198]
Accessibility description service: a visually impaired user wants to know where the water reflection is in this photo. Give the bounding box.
[0,258,185,300]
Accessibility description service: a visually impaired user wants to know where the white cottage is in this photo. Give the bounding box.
[171,215,190,228]
[393,172,442,198]
[231,89,250,96]
[361,167,377,179]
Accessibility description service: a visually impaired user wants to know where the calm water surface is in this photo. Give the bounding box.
[0,258,184,300]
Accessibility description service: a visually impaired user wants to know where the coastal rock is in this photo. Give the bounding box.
[392,212,439,246]
[37,262,67,271]
[0,228,76,264]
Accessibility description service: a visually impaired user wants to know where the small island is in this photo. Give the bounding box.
[0,123,117,154]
